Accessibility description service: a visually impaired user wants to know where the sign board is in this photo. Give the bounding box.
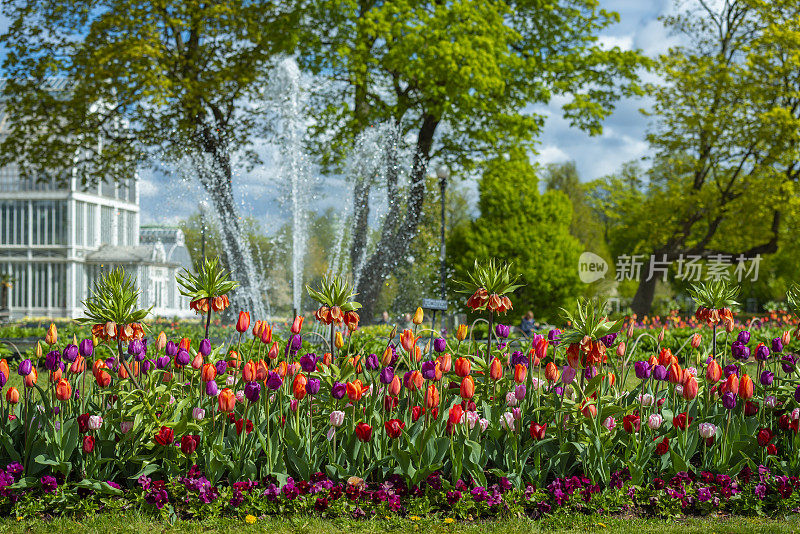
[421,298,448,311]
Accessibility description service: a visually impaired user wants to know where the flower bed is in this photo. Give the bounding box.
[0,264,799,522]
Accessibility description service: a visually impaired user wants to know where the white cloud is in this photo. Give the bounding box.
[597,34,634,51]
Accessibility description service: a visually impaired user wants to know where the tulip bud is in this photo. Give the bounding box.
[691,333,701,349]
[45,323,58,346]
[412,307,424,325]
[616,342,626,358]
[291,315,304,334]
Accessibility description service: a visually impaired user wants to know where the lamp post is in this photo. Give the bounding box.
[198,201,209,266]
[436,165,449,330]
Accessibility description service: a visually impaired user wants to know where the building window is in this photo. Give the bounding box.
[0,200,27,245]
[75,202,84,246]
[100,206,114,245]
[127,211,136,246]
[87,204,97,246]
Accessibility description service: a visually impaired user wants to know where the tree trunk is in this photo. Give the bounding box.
[630,273,658,318]
[356,114,439,322]
[349,178,371,275]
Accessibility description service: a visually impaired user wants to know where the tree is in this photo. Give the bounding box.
[299,0,646,320]
[0,1,300,314]
[623,0,800,315]
[449,151,583,321]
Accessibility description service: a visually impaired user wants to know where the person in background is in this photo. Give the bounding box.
[520,310,535,337]
[377,311,391,325]
[402,313,413,330]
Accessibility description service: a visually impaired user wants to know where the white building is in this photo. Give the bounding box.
[0,81,193,320]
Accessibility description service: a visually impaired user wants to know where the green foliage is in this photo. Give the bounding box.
[788,284,800,317]
[456,259,522,298]
[78,268,150,326]
[306,274,361,312]
[559,298,622,345]
[449,150,583,320]
[687,280,740,310]
[177,258,239,302]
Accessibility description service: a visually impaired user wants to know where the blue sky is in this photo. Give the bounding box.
[0,2,684,231]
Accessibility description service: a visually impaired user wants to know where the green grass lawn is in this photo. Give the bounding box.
[1,513,799,534]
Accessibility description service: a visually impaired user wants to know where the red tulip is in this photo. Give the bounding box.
[529,422,547,440]
[655,436,669,455]
[355,422,372,442]
[706,359,722,383]
[384,419,405,439]
[154,425,174,446]
[757,427,773,447]
[412,406,424,422]
[683,376,698,400]
[448,404,464,425]
[82,435,95,453]
[545,362,560,383]
[672,412,692,431]
[181,434,200,455]
[291,315,304,334]
[622,414,640,433]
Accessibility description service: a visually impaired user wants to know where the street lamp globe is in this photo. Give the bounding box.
[436,165,450,180]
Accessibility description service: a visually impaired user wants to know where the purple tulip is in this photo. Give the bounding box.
[62,344,79,363]
[45,351,61,372]
[300,353,317,373]
[553,386,564,396]
[17,359,32,376]
[244,381,261,403]
[291,335,302,351]
[332,381,346,400]
[634,361,651,380]
[79,339,93,358]
[306,378,320,396]
[105,357,116,370]
[0,370,6,388]
[722,392,737,410]
[737,330,750,344]
[782,354,796,373]
[583,365,598,380]
[266,371,283,391]
[365,353,379,371]
[514,384,526,400]
[494,324,509,339]
[205,380,219,397]
[756,344,770,362]
[215,360,227,375]
[731,341,745,360]
[510,351,527,367]
[600,333,617,348]
[165,341,178,357]
[176,349,191,366]
[128,339,144,357]
[199,338,211,357]
[771,338,783,354]
[739,346,751,361]
[434,338,447,353]
[156,355,170,369]
[548,329,561,346]
[760,370,774,387]
[795,385,800,403]
[562,366,577,385]
[141,359,152,374]
[380,366,395,385]
[724,364,739,378]
[421,360,438,380]
[653,365,668,381]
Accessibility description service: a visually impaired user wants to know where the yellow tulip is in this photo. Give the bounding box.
[334,331,344,349]
[412,307,424,325]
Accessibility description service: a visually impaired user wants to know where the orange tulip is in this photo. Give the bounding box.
[739,374,754,399]
[268,341,279,360]
[425,384,440,409]
[179,338,191,351]
[260,324,273,345]
[683,375,698,400]
[580,402,597,418]
[346,380,363,401]
[276,361,288,378]
[545,362,560,383]
[454,357,471,377]
[291,315,304,334]
[723,373,739,396]
[456,324,468,341]
[70,355,86,374]
[388,375,401,396]
[322,352,333,366]
[24,368,38,388]
[45,323,58,345]
[668,363,683,385]
[236,311,251,334]
[706,359,722,382]
[56,379,72,401]
[6,386,20,404]
[605,372,616,386]
[381,346,394,366]
[514,364,527,384]
[413,346,422,362]
[92,358,106,377]
[648,355,659,367]
[0,359,8,382]
[460,376,475,399]
[489,357,503,380]
[156,331,167,351]
[50,368,62,383]
[256,360,268,381]
[218,388,236,412]
[191,353,203,370]
[242,360,257,382]
[407,370,423,391]
[437,353,452,373]
[400,329,417,353]
[95,370,111,388]
[253,320,264,338]
[202,363,217,382]
[658,348,674,367]
[293,373,308,400]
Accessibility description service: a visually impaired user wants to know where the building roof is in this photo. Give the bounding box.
[86,244,178,267]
